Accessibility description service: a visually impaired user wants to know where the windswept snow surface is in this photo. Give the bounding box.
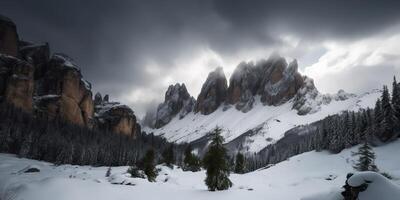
[144,90,381,152]
[1,139,400,200]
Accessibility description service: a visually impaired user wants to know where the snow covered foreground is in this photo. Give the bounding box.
[1,140,400,200]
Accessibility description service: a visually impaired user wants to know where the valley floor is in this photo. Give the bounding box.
[1,140,400,200]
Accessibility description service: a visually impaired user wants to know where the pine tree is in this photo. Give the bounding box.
[352,141,378,172]
[143,148,158,182]
[105,166,112,177]
[392,76,400,129]
[162,145,175,168]
[183,144,201,172]
[380,86,396,141]
[203,127,232,191]
[234,152,245,174]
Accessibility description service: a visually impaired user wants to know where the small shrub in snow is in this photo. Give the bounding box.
[143,149,158,182]
[162,145,175,168]
[183,144,201,172]
[380,172,393,180]
[127,165,146,179]
[105,167,112,177]
[234,152,246,174]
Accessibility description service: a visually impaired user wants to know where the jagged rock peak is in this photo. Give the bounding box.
[227,61,260,112]
[257,55,304,106]
[195,67,228,115]
[153,83,195,128]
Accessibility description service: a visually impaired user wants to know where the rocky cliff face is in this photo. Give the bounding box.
[257,57,305,106]
[94,93,140,137]
[0,54,34,111]
[227,61,261,112]
[34,53,93,126]
[0,16,18,57]
[195,67,228,115]
[0,15,140,137]
[226,54,310,113]
[153,83,195,128]
[150,53,351,124]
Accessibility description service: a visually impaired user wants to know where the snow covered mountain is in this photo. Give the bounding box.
[143,54,381,153]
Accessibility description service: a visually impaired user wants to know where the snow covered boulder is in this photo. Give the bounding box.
[345,172,400,200]
[108,173,141,186]
[305,172,400,200]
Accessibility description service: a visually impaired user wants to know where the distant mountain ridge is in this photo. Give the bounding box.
[143,54,380,153]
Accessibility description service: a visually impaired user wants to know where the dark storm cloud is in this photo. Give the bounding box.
[1,0,400,115]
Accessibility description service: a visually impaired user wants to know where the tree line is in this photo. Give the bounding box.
[0,103,186,166]
[247,77,400,171]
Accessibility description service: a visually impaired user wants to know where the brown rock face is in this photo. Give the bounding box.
[60,95,85,125]
[34,95,84,125]
[0,55,34,111]
[95,102,139,137]
[226,62,261,112]
[36,54,94,126]
[79,91,94,127]
[258,57,304,106]
[0,16,19,57]
[195,67,228,115]
[18,42,50,79]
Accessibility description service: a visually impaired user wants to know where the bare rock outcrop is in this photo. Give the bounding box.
[227,61,261,112]
[257,56,304,106]
[0,15,141,136]
[0,15,19,57]
[153,83,195,128]
[35,54,93,126]
[18,42,50,79]
[0,54,34,111]
[195,67,228,115]
[95,95,140,137]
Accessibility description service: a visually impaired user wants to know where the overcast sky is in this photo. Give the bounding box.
[2,0,400,117]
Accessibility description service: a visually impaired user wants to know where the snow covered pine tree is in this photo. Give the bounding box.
[352,141,379,172]
[203,127,232,191]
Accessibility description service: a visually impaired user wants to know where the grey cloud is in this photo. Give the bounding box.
[1,0,399,116]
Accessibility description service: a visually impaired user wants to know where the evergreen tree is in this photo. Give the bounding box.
[105,166,112,177]
[203,127,232,191]
[143,149,158,182]
[392,76,400,129]
[162,145,175,168]
[183,144,201,172]
[380,86,396,141]
[234,152,245,174]
[352,141,378,172]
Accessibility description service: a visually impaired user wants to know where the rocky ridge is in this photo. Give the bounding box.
[194,67,228,115]
[152,83,195,128]
[0,15,140,137]
[146,53,354,129]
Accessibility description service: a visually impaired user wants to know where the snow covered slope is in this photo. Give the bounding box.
[1,139,400,200]
[144,89,381,152]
